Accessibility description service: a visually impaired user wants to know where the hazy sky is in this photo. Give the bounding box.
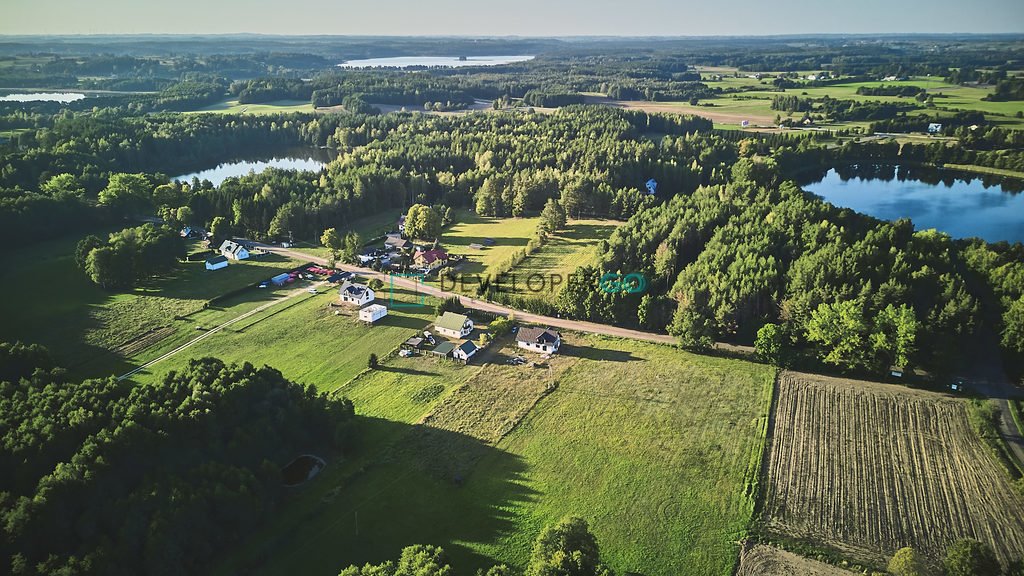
[3,0,1024,36]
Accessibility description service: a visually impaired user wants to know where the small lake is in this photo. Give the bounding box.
[173,148,335,186]
[0,92,86,103]
[338,55,534,69]
[804,165,1024,243]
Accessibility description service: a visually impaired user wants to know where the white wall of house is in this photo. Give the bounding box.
[341,287,375,306]
[205,260,228,271]
[359,305,387,323]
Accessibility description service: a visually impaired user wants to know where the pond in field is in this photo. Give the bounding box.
[803,165,1024,243]
[0,92,86,103]
[173,148,336,186]
[338,55,534,68]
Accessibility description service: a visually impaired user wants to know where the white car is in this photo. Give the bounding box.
[307,287,317,294]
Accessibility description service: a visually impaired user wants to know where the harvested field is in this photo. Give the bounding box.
[736,544,854,576]
[763,371,1024,568]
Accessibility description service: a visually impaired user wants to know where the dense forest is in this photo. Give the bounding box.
[0,344,356,576]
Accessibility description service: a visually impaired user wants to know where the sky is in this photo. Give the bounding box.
[3,0,1024,36]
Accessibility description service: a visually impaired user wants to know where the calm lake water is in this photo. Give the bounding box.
[338,55,534,68]
[173,149,335,186]
[804,165,1024,243]
[0,92,86,103]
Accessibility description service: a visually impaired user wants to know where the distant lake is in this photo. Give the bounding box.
[338,55,534,69]
[0,92,86,103]
[173,148,335,186]
[804,165,1024,243]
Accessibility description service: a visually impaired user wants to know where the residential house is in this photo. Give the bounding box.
[453,340,479,363]
[414,249,449,271]
[359,304,388,323]
[435,311,473,338]
[219,240,250,260]
[516,327,562,354]
[205,255,228,271]
[339,281,375,306]
[928,123,943,134]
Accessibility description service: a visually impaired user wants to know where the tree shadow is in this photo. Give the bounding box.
[563,343,639,363]
[228,416,538,576]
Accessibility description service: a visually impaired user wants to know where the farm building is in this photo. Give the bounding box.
[219,240,250,260]
[435,312,473,338]
[205,255,228,271]
[270,272,291,286]
[385,236,410,250]
[516,327,562,354]
[339,281,375,306]
[403,336,425,349]
[359,304,388,324]
[431,341,455,358]
[453,340,479,363]
[413,248,449,271]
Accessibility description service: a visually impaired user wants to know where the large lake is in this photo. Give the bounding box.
[804,165,1024,243]
[173,149,335,186]
[338,55,533,69]
[0,92,86,103]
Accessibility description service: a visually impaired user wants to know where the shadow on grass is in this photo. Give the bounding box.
[376,365,437,377]
[564,343,639,363]
[378,312,433,330]
[230,416,537,576]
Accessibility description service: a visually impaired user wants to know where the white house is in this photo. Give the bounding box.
[339,281,375,306]
[453,340,479,363]
[205,255,228,271]
[219,240,250,260]
[435,311,473,338]
[359,304,388,323]
[516,327,562,354]
[928,123,943,134]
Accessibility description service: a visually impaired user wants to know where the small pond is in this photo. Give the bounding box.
[803,165,1024,243]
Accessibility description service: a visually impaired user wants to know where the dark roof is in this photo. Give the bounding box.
[327,272,354,283]
[206,255,228,265]
[342,283,369,297]
[432,341,456,355]
[516,327,561,344]
[456,340,478,354]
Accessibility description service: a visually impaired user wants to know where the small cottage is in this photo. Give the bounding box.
[516,327,562,354]
[453,340,479,363]
[205,255,228,271]
[340,281,375,306]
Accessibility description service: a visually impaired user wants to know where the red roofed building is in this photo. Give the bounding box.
[414,248,449,271]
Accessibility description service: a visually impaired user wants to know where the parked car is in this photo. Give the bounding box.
[307,287,317,294]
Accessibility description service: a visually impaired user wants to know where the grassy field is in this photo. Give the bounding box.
[188,98,315,115]
[441,211,542,279]
[212,333,776,576]
[128,284,439,389]
[668,71,1024,131]
[501,219,621,299]
[0,229,298,377]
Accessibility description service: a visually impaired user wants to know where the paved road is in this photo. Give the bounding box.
[117,280,326,380]
[964,335,1024,469]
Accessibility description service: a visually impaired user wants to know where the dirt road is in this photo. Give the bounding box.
[253,243,698,347]
[116,280,326,380]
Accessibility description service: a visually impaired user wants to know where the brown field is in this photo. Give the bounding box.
[762,372,1024,568]
[736,544,855,576]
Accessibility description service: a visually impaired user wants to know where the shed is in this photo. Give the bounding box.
[270,272,291,286]
[359,304,388,324]
[205,255,228,271]
[327,272,354,283]
[431,341,456,358]
[403,336,425,349]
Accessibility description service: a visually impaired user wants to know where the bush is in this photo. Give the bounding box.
[943,539,1000,576]
[368,353,378,369]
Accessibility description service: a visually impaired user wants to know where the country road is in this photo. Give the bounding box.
[253,243,694,347]
[117,280,326,380]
